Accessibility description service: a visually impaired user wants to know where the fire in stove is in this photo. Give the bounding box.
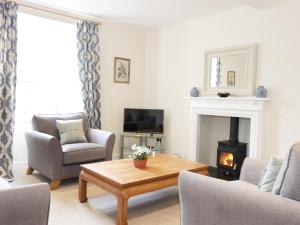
[219,152,234,167]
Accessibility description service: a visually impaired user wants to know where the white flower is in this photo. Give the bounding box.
[131,144,138,151]
[131,144,151,160]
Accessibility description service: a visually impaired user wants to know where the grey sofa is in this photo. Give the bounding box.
[179,158,300,225]
[25,112,115,190]
[0,178,50,225]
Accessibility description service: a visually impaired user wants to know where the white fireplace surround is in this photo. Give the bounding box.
[188,96,269,161]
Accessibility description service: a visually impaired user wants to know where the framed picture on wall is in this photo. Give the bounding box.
[227,71,236,87]
[114,57,130,83]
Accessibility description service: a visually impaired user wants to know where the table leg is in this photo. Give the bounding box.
[120,135,124,159]
[79,171,88,203]
[117,195,128,225]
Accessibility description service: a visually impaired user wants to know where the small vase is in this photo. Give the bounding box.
[256,85,267,98]
[133,159,148,168]
[190,87,199,97]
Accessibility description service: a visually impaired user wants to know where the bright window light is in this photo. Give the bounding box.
[14,12,83,161]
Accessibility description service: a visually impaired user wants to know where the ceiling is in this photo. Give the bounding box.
[24,0,285,27]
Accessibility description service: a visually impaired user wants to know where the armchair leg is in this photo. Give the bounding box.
[50,180,61,190]
[26,167,34,175]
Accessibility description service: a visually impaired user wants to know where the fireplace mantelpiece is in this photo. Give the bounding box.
[188,96,269,161]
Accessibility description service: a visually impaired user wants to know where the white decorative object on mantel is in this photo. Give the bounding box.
[188,96,269,161]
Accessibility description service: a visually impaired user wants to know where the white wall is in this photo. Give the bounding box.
[144,0,300,160]
[100,21,147,158]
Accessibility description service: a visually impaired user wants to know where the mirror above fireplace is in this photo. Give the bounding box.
[203,44,258,96]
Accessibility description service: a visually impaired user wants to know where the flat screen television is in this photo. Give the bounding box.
[123,108,164,134]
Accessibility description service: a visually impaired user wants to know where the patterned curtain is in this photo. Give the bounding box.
[0,1,18,178]
[77,21,101,129]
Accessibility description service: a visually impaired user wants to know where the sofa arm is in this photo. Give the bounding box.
[0,183,50,225]
[239,157,267,185]
[25,130,63,180]
[179,171,300,225]
[88,128,115,160]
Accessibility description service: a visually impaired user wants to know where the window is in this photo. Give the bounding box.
[14,12,83,161]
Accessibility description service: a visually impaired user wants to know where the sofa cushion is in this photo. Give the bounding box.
[0,177,10,190]
[32,112,89,139]
[258,156,283,192]
[272,142,300,201]
[56,119,87,144]
[62,143,106,165]
[239,158,268,185]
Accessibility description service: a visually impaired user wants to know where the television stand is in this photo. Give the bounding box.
[119,133,165,159]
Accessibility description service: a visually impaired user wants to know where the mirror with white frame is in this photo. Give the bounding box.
[203,44,257,96]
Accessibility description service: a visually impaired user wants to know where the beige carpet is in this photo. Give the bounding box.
[11,169,180,225]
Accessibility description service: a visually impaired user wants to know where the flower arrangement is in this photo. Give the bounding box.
[131,144,150,160]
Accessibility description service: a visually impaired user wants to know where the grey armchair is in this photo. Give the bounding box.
[179,158,300,225]
[0,178,50,225]
[25,112,115,190]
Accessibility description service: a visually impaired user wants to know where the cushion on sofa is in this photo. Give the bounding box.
[56,119,87,144]
[258,156,283,192]
[62,143,106,165]
[272,142,300,202]
[32,112,89,139]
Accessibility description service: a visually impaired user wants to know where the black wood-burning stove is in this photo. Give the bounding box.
[217,117,247,179]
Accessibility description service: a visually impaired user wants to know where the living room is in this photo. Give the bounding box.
[1,0,300,225]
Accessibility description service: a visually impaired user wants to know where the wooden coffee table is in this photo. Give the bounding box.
[79,154,208,225]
